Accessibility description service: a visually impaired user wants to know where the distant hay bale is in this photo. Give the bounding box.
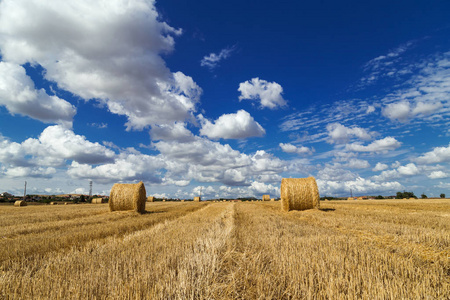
[147,196,154,202]
[357,197,363,201]
[280,177,320,212]
[91,198,103,204]
[347,197,353,201]
[181,199,185,202]
[194,196,201,202]
[14,200,27,207]
[262,194,270,201]
[109,181,146,213]
[50,202,57,205]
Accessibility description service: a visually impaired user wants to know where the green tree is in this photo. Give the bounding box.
[80,195,85,202]
[421,194,427,199]
[440,193,445,198]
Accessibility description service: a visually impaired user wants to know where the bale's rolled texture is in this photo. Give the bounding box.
[109,182,146,213]
[262,194,270,201]
[91,198,103,204]
[194,196,201,202]
[280,177,320,212]
[14,200,27,207]
[147,196,154,202]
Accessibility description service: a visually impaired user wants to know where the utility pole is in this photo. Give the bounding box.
[199,186,202,199]
[89,181,93,198]
[23,181,27,201]
[350,189,353,198]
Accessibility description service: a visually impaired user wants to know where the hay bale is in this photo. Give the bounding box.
[280,177,320,212]
[50,202,57,205]
[357,197,363,201]
[109,181,146,213]
[194,196,201,202]
[91,197,103,204]
[270,198,275,201]
[147,196,154,202]
[14,200,27,207]
[181,199,185,202]
[347,197,353,200]
[262,194,270,201]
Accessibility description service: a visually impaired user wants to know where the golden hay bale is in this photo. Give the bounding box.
[181,199,185,202]
[357,197,363,201]
[14,200,27,207]
[50,202,57,205]
[347,197,353,200]
[270,198,275,201]
[147,196,154,202]
[262,194,270,201]
[194,196,201,202]
[280,177,320,212]
[91,197,103,204]
[109,181,146,213]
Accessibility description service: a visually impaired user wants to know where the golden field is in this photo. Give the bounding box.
[0,199,449,299]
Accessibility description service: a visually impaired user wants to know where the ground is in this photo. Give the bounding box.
[1,199,449,299]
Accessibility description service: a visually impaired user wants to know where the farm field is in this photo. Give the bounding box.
[1,199,449,299]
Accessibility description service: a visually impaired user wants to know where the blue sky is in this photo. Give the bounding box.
[0,0,449,199]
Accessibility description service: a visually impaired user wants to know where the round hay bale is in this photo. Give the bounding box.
[14,200,27,207]
[280,177,320,212]
[147,196,154,202]
[347,197,353,201]
[50,202,57,205]
[357,197,363,201]
[91,197,103,204]
[270,198,275,201]
[181,199,185,202]
[194,196,201,202]
[262,194,270,201]
[109,181,146,213]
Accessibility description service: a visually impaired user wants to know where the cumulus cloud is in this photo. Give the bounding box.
[326,123,372,144]
[317,177,403,196]
[279,143,313,155]
[345,137,401,152]
[344,158,370,169]
[0,0,201,130]
[238,78,287,109]
[200,46,235,69]
[372,162,389,172]
[150,122,195,142]
[0,125,115,173]
[382,101,443,122]
[397,163,420,176]
[415,143,450,164]
[199,110,265,139]
[428,171,448,179]
[0,62,76,127]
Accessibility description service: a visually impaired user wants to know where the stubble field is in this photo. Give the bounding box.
[0,199,449,299]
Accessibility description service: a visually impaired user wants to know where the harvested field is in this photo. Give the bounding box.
[0,199,448,299]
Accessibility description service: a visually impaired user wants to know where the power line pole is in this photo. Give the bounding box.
[89,181,93,198]
[199,186,202,200]
[350,189,353,198]
[23,181,27,201]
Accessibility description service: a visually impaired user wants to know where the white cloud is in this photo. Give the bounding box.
[415,143,450,164]
[150,122,195,142]
[200,46,235,69]
[397,163,420,176]
[344,158,370,169]
[0,125,115,171]
[428,171,448,179]
[366,105,376,114]
[345,137,401,152]
[372,162,388,171]
[382,101,443,122]
[3,166,56,178]
[317,177,403,196]
[199,110,265,139]
[279,143,313,155]
[326,123,372,144]
[238,78,287,109]
[249,181,280,195]
[0,0,202,130]
[0,62,76,127]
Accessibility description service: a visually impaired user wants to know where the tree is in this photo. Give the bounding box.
[421,194,427,199]
[396,191,416,199]
[375,195,384,199]
[440,193,445,198]
[80,195,85,202]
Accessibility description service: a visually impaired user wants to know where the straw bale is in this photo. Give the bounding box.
[91,197,103,204]
[357,197,363,201]
[347,197,353,200]
[270,198,275,201]
[50,202,57,205]
[280,177,320,212]
[14,200,27,207]
[262,194,270,201]
[194,196,201,202]
[147,196,154,202]
[109,181,146,213]
[181,199,185,202]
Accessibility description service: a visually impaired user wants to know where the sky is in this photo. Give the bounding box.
[0,0,449,199]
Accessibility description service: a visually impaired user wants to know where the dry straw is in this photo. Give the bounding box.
[91,198,103,204]
[280,177,320,212]
[109,181,146,213]
[194,196,201,202]
[262,194,270,201]
[347,197,353,200]
[357,197,363,201]
[270,198,275,201]
[14,200,27,207]
[147,196,154,202]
